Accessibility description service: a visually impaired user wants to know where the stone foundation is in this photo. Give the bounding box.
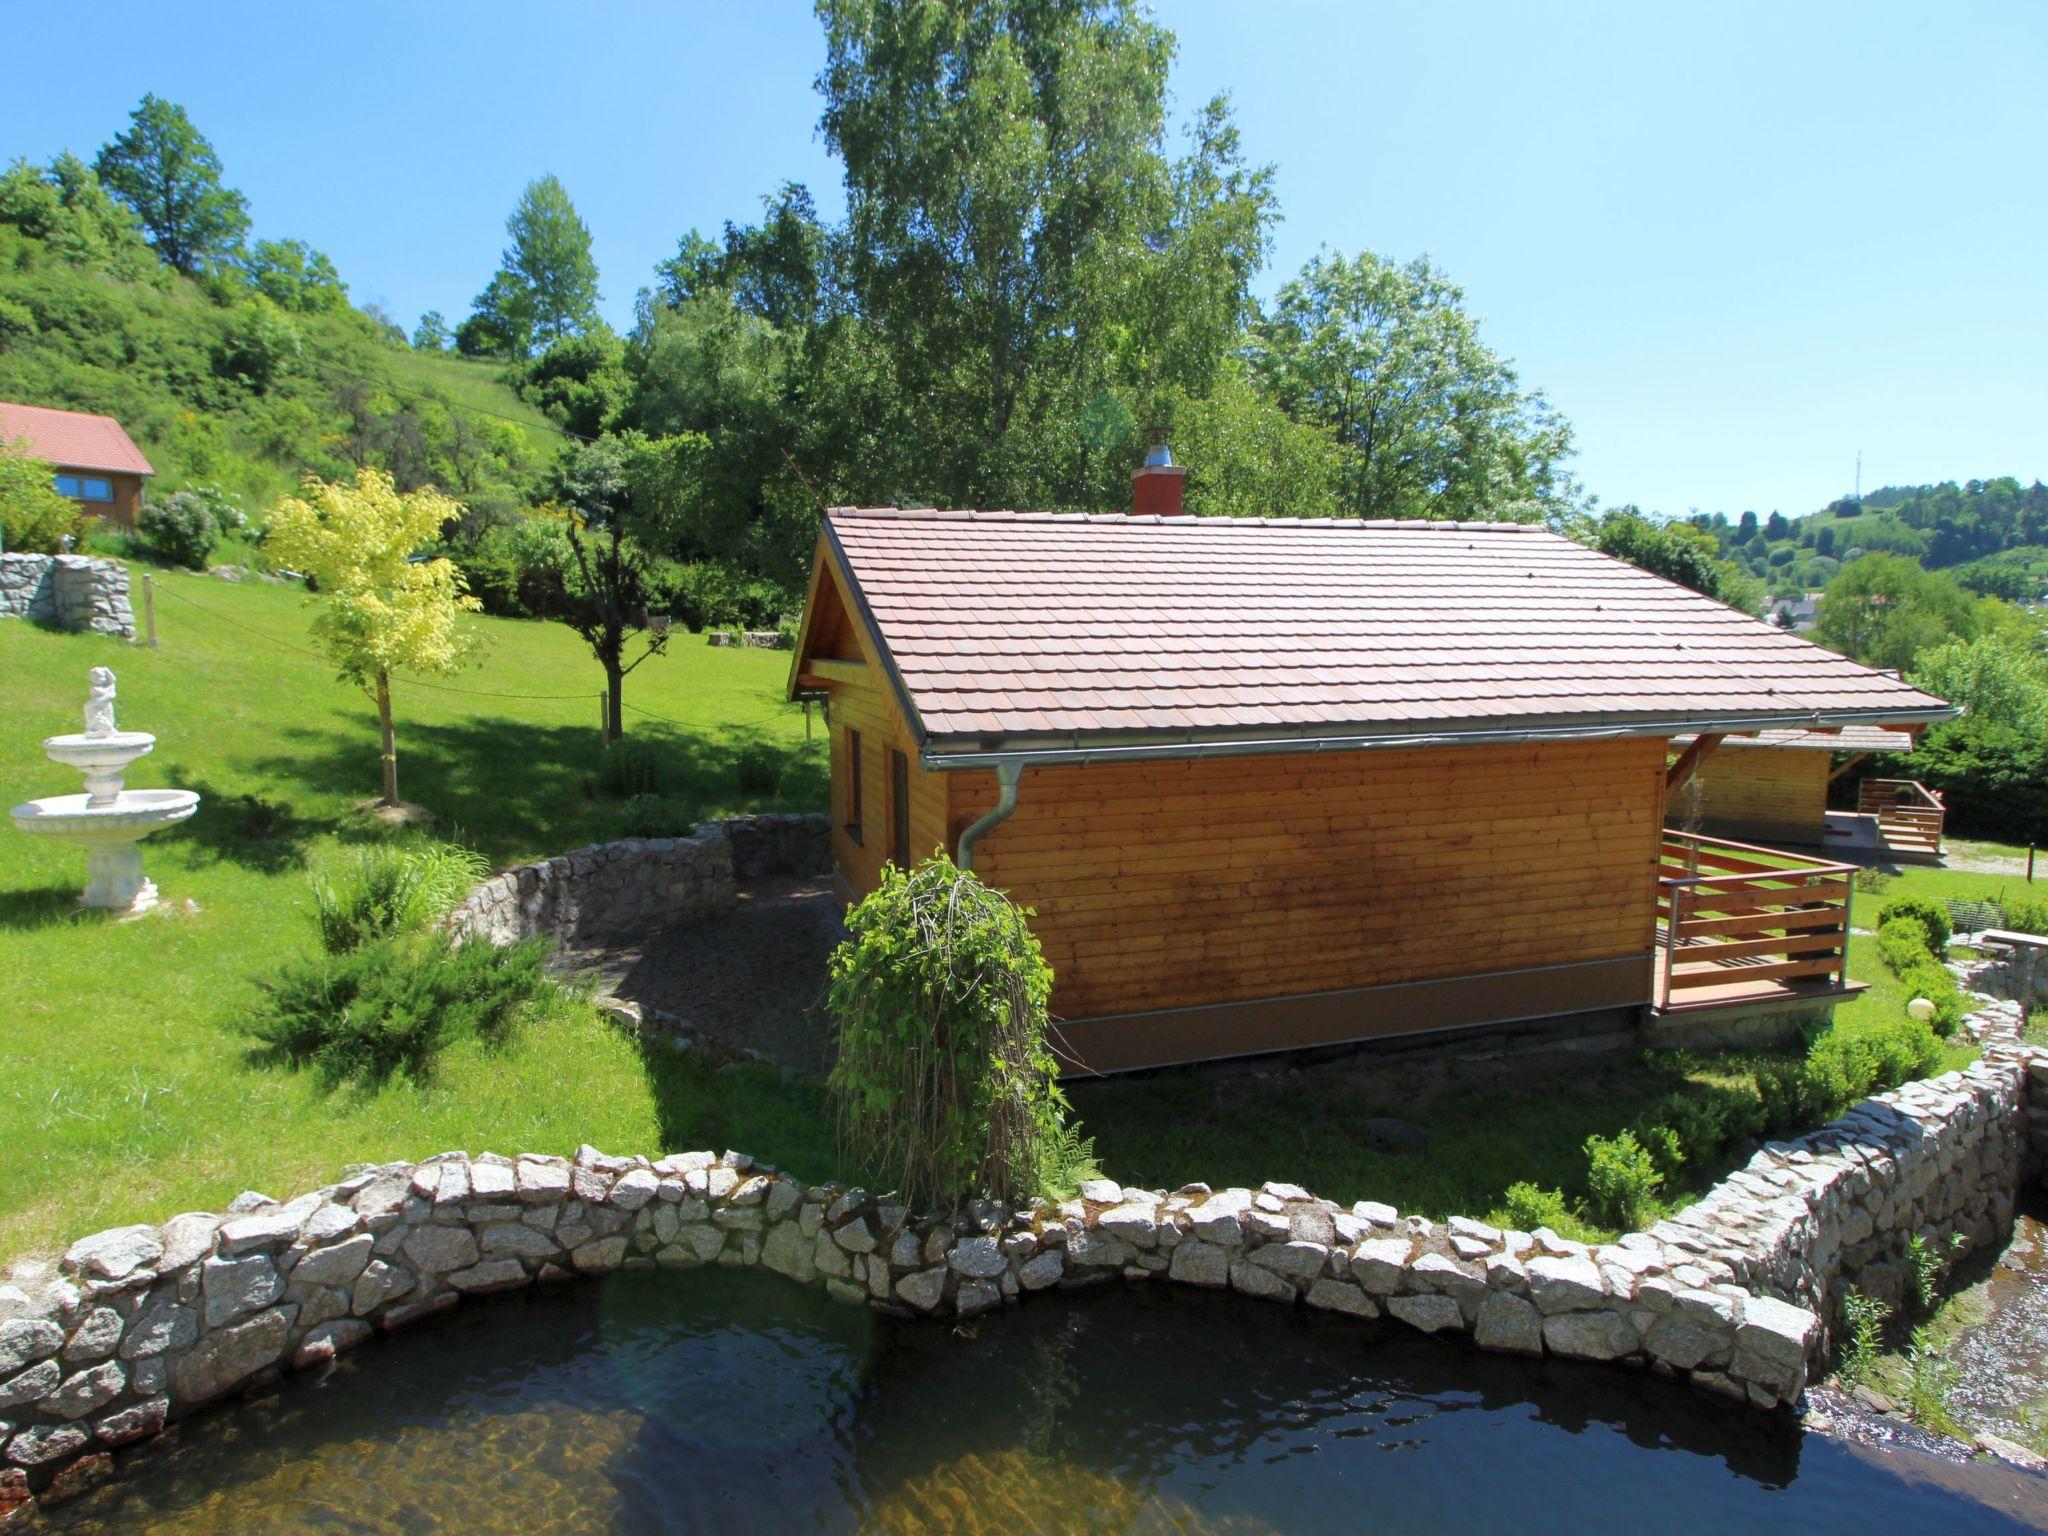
[705,629,792,650]
[440,814,830,948]
[0,554,134,639]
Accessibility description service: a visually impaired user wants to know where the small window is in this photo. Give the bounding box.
[890,749,911,868]
[844,728,864,845]
[52,475,80,499]
[80,478,113,503]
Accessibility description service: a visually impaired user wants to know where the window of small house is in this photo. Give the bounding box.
[52,475,80,499]
[890,748,910,868]
[844,728,864,844]
[80,478,113,502]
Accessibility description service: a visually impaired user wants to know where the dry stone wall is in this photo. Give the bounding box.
[0,555,133,639]
[440,815,829,948]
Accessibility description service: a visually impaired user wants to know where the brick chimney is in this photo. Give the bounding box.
[1131,426,1186,516]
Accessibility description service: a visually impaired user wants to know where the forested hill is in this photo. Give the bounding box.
[0,162,561,521]
[1684,477,2048,601]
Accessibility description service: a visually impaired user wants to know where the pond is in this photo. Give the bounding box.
[27,1269,2048,1534]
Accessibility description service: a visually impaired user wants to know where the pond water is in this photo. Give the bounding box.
[29,1269,2048,1534]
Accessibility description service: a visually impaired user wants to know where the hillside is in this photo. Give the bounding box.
[0,220,563,517]
[1685,477,2048,600]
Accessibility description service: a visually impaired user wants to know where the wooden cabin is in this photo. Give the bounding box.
[0,402,154,527]
[787,481,1954,1074]
[1669,725,1945,861]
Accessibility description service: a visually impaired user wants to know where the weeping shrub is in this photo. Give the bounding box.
[308,840,489,954]
[826,852,1074,1208]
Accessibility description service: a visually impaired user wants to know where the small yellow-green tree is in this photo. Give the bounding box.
[0,440,81,553]
[266,467,477,806]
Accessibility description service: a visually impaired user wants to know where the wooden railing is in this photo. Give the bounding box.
[1656,832,1857,1005]
[1857,777,1945,855]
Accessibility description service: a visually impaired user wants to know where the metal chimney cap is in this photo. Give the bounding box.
[1141,426,1174,469]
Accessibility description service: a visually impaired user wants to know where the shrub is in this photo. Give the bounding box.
[136,490,220,568]
[597,738,660,798]
[1583,1130,1663,1230]
[1494,1182,1584,1238]
[733,742,783,795]
[1760,1014,1943,1129]
[308,840,488,954]
[247,931,554,1084]
[0,442,79,552]
[1837,1289,1890,1388]
[826,853,1068,1207]
[611,793,692,840]
[1877,896,1950,955]
[1629,1080,1767,1182]
[1852,867,1893,896]
[1877,915,1933,974]
[2001,893,2048,937]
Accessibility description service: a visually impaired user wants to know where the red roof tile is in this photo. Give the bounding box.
[0,402,154,477]
[816,508,1956,758]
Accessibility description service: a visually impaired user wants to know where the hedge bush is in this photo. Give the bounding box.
[1583,1130,1663,1230]
[136,490,219,568]
[1876,896,1951,955]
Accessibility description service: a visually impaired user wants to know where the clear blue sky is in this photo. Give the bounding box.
[3,0,2042,518]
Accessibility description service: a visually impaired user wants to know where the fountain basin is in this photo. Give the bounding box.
[42,729,158,807]
[10,788,200,912]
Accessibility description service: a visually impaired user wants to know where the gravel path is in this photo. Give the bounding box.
[568,876,847,1077]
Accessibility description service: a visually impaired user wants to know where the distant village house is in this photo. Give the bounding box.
[0,401,154,526]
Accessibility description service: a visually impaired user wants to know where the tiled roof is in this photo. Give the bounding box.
[1684,725,1918,753]
[0,402,154,476]
[820,508,1957,756]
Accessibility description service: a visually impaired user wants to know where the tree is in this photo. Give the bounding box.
[245,238,348,313]
[93,95,249,274]
[1813,553,1977,671]
[264,468,479,805]
[1249,250,1576,521]
[0,153,157,279]
[535,436,675,741]
[1908,631,2048,733]
[815,0,1275,508]
[1764,511,1791,541]
[0,442,80,552]
[1591,509,1750,606]
[472,175,601,357]
[456,275,526,357]
[412,310,451,351]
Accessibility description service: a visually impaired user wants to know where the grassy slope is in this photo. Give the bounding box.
[0,568,828,1254]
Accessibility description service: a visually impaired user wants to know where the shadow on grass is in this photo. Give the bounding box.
[157,773,330,874]
[0,886,108,932]
[246,717,826,865]
[629,1031,851,1187]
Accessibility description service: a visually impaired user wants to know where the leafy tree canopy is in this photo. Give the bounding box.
[93,94,249,274]
[246,237,349,314]
[469,175,602,358]
[1813,552,1979,672]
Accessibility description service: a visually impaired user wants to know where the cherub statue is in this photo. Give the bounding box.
[84,667,117,738]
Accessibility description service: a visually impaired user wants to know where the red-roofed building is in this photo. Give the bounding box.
[787,456,1956,1073]
[0,402,155,526]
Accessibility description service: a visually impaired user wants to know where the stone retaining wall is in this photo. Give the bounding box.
[705,630,792,650]
[0,554,133,639]
[440,814,830,948]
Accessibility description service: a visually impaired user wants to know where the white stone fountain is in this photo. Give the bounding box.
[10,667,199,914]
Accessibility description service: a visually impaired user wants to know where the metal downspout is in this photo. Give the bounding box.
[956,760,1022,873]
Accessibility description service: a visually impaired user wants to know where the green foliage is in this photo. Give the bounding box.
[0,441,79,552]
[1627,1079,1768,1182]
[247,930,555,1085]
[733,741,783,795]
[470,175,602,357]
[1837,1289,1890,1388]
[1878,895,1952,954]
[1251,250,1576,522]
[0,152,158,280]
[1582,1129,1662,1230]
[1909,630,2048,735]
[597,737,660,798]
[245,238,349,315]
[308,840,491,955]
[412,310,451,352]
[826,853,1066,1207]
[1876,914,1933,972]
[1494,1181,1595,1241]
[514,332,628,437]
[93,94,250,274]
[1886,717,2048,845]
[1814,553,1978,671]
[1591,508,1758,610]
[1874,915,1964,1039]
[1999,893,2048,936]
[135,489,221,568]
[1755,1013,1944,1129]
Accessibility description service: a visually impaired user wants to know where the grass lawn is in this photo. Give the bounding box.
[0,564,828,1256]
